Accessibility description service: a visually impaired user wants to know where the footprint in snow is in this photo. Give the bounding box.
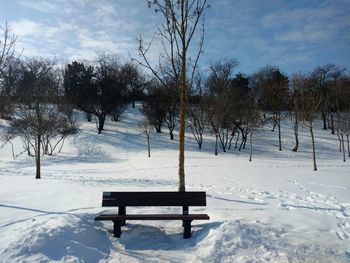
[336,219,350,240]
[336,230,349,240]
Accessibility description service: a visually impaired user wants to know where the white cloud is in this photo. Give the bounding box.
[261,1,350,44]
[10,19,80,40]
[11,20,43,37]
[17,0,58,13]
[93,0,117,18]
[3,0,348,73]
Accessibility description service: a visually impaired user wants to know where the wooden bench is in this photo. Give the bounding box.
[94,191,210,239]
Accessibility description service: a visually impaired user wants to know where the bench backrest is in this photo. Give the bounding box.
[102,191,207,207]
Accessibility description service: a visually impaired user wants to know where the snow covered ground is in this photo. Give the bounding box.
[0,105,349,263]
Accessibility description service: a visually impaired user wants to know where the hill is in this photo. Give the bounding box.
[0,105,349,262]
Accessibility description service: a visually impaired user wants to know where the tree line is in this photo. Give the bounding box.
[1,19,350,180]
[0,54,147,179]
[139,59,350,171]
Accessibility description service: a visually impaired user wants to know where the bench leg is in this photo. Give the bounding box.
[113,220,122,238]
[182,206,189,227]
[183,220,192,239]
[118,206,126,226]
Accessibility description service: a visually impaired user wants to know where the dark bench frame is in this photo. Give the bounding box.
[94,191,210,239]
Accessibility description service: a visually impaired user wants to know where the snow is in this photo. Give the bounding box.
[0,105,349,262]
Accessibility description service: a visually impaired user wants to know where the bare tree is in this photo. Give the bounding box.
[43,101,78,156]
[11,59,77,179]
[134,0,208,191]
[205,93,232,154]
[12,104,77,179]
[187,100,206,149]
[333,75,350,160]
[345,114,350,158]
[335,112,349,162]
[342,76,350,157]
[187,70,207,149]
[139,117,153,157]
[244,104,264,162]
[0,132,16,157]
[164,98,179,140]
[0,23,20,119]
[163,80,180,140]
[251,66,289,151]
[310,64,345,132]
[0,57,21,119]
[0,22,18,71]
[64,55,128,134]
[119,62,145,108]
[290,73,305,152]
[296,74,323,171]
[205,59,239,154]
[141,82,167,133]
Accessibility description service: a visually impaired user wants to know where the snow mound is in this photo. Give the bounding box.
[196,220,349,263]
[1,214,112,263]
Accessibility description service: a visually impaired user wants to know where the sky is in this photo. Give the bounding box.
[0,0,349,75]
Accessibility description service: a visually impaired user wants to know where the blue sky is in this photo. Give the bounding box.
[0,0,349,75]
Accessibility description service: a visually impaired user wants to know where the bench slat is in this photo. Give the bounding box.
[95,213,210,221]
[102,191,207,207]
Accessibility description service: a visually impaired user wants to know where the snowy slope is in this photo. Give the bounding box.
[0,105,349,263]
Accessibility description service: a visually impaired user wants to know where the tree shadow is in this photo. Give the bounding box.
[207,194,268,206]
[0,203,98,228]
[281,203,345,213]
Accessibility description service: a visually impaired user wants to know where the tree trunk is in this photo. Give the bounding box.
[170,131,174,140]
[44,138,49,155]
[235,132,240,149]
[272,121,277,132]
[327,113,331,129]
[224,129,229,151]
[341,134,346,162]
[155,123,161,133]
[147,134,151,158]
[178,3,187,192]
[86,113,92,122]
[278,115,282,151]
[292,115,299,152]
[228,133,234,150]
[36,134,41,179]
[239,135,245,151]
[27,142,31,156]
[337,133,342,152]
[249,132,253,162]
[98,115,106,134]
[132,101,136,108]
[198,134,202,150]
[272,116,277,132]
[310,122,317,171]
[219,131,226,152]
[58,138,65,153]
[322,112,327,130]
[330,113,335,135]
[215,134,218,156]
[9,141,15,157]
[347,134,350,157]
[242,134,247,149]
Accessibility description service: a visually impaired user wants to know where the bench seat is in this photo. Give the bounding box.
[95,213,210,221]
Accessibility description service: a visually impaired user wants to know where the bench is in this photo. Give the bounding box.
[94,191,210,239]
